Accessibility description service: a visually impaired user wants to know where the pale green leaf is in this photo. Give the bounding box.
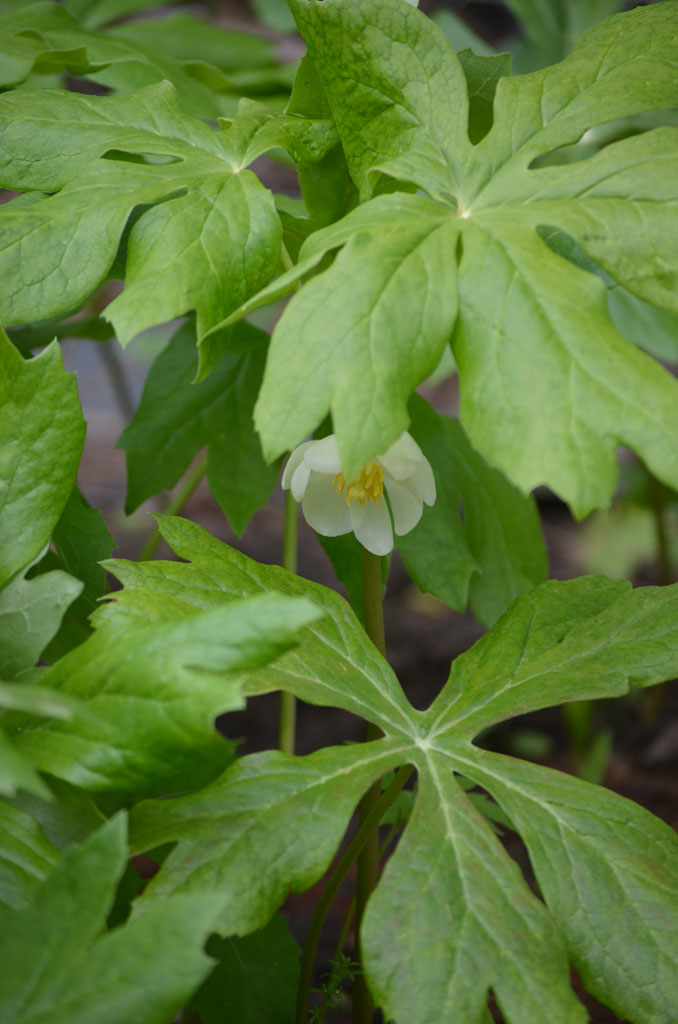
[0,83,283,344]
[262,0,678,513]
[254,192,459,479]
[118,320,278,535]
[7,588,320,800]
[0,815,217,1024]
[0,331,85,589]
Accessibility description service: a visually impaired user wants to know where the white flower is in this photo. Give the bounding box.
[282,432,436,557]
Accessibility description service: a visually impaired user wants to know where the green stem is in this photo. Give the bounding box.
[138,456,207,562]
[280,240,295,274]
[648,473,672,586]
[295,766,412,1024]
[351,549,386,1024]
[279,489,299,754]
[318,826,399,1024]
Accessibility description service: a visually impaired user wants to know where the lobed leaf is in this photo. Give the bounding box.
[0,815,217,1024]
[246,0,678,514]
[125,519,678,1023]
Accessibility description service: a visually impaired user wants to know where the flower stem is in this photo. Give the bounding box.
[295,765,412,1024]
[138,455,207,562]
[351,549,387,1023]
[279,488,299,754]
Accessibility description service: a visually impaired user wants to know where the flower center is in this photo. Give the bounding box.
[333,463,384,506]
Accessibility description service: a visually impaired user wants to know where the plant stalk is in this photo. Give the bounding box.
[138,455,207,561]
[648,473,672,586]
[279,488,299,754]
[295,765,412,1024]
[351,549,386,1023]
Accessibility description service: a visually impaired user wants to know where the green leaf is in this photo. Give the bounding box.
[6,584,321,801]
[0,815,217,1024]
[0,777,104,911]
[104,11,275,72]
[431,10,494,58]
[248,0,678,514]
[254,192,460,480]
[0,83,283,344]
[124,519,678,1023]
[0,330,85,589]
[397,395,547,626]
[118,320,279,534]
[0,566,82,679]
[189,915,300,1024]
[66,0,180,30]
[0,730,50,802]
[0,801,61,911]
[504,0,623,67]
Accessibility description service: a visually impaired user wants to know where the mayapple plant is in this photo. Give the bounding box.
[1,0,678,1022]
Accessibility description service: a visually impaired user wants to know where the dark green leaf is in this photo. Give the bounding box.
[0,330,85,589]
[118,321,279,534]
[189,915,300,1024]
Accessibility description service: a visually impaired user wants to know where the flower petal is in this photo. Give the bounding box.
[304,434,342,474]
[379,432,426,480]
[349,499,393,556]
[406,457,436,506]
[301,475,352,536]
[385,478,424,535]
[282,441,314,490]
[290,460,311,501]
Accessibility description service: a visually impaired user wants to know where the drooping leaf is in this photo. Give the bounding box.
[5,584,320,802]
[125,518,678,1023]
[0,566,82,679]
[118,320,278,535]
[234,0,678,514]
[0,82,334,349]
[0,814,217,1024]
[0,330,85,589]
[397,395,547,626]
[190,918,300,1024]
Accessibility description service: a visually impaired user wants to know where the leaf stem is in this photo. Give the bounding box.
[280,240,295,274]
[352,549,387,1023]
[295,765,412,1024]
[138,455,207,561]
[279,488,299,754]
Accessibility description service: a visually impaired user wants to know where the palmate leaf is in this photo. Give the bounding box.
[126,518,678,1024]
[0,81,335,354]
[5,583,320,802]
[234,0,678,513]
[0,815,218,1024]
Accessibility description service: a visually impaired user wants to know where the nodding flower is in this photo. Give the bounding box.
[282,432,436,556]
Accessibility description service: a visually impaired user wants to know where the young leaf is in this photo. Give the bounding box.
[124,519,678,1023]
[6,589,320,801]
[118,320,278,535]
[397,395,547,626]
[189,915,300,1024]
[0,83,328,345]
[0,330,85,589]
[0,814,217,1024]
[247,0,678,513]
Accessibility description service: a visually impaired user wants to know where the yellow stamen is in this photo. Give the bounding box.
[334,463,384,506]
